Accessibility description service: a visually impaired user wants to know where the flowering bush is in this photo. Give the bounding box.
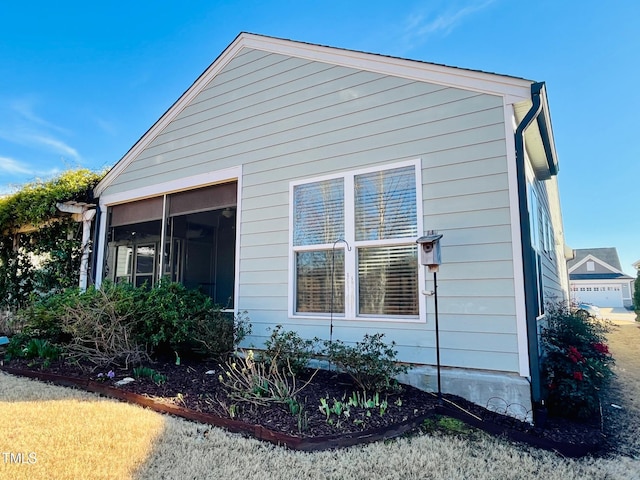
[541,303,614,420]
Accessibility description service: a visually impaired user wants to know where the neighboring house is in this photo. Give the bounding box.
[568,248,634,308]
[91,33,570,420]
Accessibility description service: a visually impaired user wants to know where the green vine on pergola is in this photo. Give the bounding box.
[0,169,105,309]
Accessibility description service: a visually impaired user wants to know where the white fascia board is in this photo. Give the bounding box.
[568,254,626,276]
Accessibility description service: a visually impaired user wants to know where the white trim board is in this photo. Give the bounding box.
[503,101,530,378]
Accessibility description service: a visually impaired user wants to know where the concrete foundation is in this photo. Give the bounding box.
[397,366,533,423]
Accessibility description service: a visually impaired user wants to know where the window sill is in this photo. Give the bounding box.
[290,313,424,324]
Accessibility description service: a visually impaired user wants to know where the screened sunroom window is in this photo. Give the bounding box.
[106,182,237,306]
[292,162,421,319]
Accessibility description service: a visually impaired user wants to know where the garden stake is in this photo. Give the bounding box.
[434,271,442,405]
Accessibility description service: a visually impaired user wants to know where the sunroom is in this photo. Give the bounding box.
[101,181,237,308]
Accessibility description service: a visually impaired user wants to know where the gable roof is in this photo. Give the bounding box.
[567,248,634,281]
[94,32,545,197]
[567,247,623,271]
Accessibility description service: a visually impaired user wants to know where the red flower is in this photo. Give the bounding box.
[567,346,584,363]
[593,343,610,355]
[573,371,583,381]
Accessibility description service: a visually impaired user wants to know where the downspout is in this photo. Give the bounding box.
[514,82,545,411]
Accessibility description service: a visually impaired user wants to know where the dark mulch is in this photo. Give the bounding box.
[1,357,606,455]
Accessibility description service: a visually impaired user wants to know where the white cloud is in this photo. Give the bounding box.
[0,129,80,161]
[0,156,34,175]
[402,0,496,47]
[10,98,71,136]
[26,134,80,160]
[0,156,60,176]
[0,97,81,161]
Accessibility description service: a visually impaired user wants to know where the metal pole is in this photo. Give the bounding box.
[433,270,442,404]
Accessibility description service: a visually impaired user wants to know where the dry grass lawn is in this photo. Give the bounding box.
[0,375,165,479]
[1,322,639,480]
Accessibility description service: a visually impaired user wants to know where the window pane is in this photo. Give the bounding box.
[358,245,418,316]
[293,178,344,246]
[355,166,417,241]
[135,245,155,274]
[115,246,132,278]
[296,250,344,314]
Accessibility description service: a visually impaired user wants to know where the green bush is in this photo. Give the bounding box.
[541,302,615,420]
[0,169,105,310]
[20,288,88,343]
[325,333,408,392]
[14,280,251,366]
[262,325,319,375]
[135,280,250,359]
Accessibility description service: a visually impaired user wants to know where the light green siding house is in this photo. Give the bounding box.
[93,33,569,421]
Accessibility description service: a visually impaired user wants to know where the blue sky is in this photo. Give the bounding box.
[1,1,637,275]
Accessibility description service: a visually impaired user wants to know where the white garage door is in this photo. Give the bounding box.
[574,284,624,308]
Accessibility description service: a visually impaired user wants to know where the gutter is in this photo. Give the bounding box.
[514,82,548,412]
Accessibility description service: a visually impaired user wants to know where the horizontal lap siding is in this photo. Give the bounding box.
[102,48,518,373]
[533,180,566,304]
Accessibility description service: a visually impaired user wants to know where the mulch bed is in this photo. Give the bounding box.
[0,358,606,456]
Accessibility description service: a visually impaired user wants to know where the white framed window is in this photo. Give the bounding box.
[289,160,424,322]
[586,261,595,272]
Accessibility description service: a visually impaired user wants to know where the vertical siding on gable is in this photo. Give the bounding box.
[101,48,519,373]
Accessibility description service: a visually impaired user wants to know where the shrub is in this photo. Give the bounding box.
[325,333,408,392]
[57,283,149,369]
[262,325,319,375]
[218,349,315,407]
[540,302,615,420]
[14,280,251,366]
[20,287,90,343]
[188,309,251,360]
[134,280,250,359]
